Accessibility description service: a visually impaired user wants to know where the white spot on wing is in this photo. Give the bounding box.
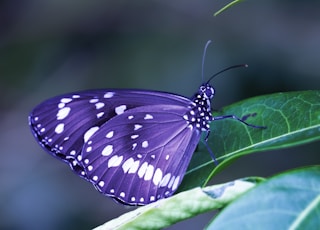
[55,123,65,134]
[95,102,105,109]
[153,168,163,186]
[168,176,176,189]
[105,131,114,138]
[142,141,149,148]
[61,98,72,103]
[160,173,171,187]
[128,115,134,120]
[57,107,71,120]
[86,146,92,152]
[108,155,123,167]
[104,92,114,98]
[172,176,180,191]
[98,181,105,187]
[134,124,142,130]
[84,126,99,143]
[89,98,99,103]
[115,105,127,115]
[144,114,153,120]
[131,134,139,139]
[102,145,113,156]
[138,162,148,178]
[120,192,125,198]
[122,158,134,173]
[144,165,154,181]
[128,160,140,174]
[97,112,104,118]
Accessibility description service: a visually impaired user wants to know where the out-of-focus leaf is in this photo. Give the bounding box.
[207,166,320,229]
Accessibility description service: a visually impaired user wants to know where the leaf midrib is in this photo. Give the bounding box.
[288,194,320,230]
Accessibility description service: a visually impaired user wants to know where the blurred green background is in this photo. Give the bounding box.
[1,1,320,229]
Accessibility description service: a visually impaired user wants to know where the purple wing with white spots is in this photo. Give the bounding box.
[80,104,201,205]
[29,89,192,178]
[29,81,217,205]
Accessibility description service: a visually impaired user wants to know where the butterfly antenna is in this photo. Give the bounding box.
[202,40,212,82]
[206,64,248,84]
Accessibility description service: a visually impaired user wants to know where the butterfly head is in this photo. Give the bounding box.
[199,84,215,100]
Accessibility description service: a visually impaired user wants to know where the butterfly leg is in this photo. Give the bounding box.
[203,130,219,166]
[213,114,266,129]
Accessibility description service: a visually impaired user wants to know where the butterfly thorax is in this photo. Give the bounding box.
[183,84,215,132]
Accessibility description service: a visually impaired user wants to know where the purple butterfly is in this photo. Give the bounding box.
[29,86,211,204]
[29,43,265,205]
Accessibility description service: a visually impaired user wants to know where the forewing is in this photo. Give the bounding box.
[81,104,201,205]
[29,89,191,177]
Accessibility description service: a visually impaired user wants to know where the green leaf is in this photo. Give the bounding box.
[94,178,262,230]
[178,90,320,192]
[214,0,245,16]
[207,166,320,229]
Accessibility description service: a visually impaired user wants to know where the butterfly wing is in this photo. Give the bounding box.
[80,104,201,205]
[29,89,191,177]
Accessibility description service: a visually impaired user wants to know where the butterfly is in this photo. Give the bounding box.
[28,43,265,205]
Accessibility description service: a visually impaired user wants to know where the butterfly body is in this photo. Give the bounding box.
[29,83,216,205]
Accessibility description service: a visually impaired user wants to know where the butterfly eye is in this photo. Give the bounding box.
[199,85,214,99]
[206,86,215,99]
